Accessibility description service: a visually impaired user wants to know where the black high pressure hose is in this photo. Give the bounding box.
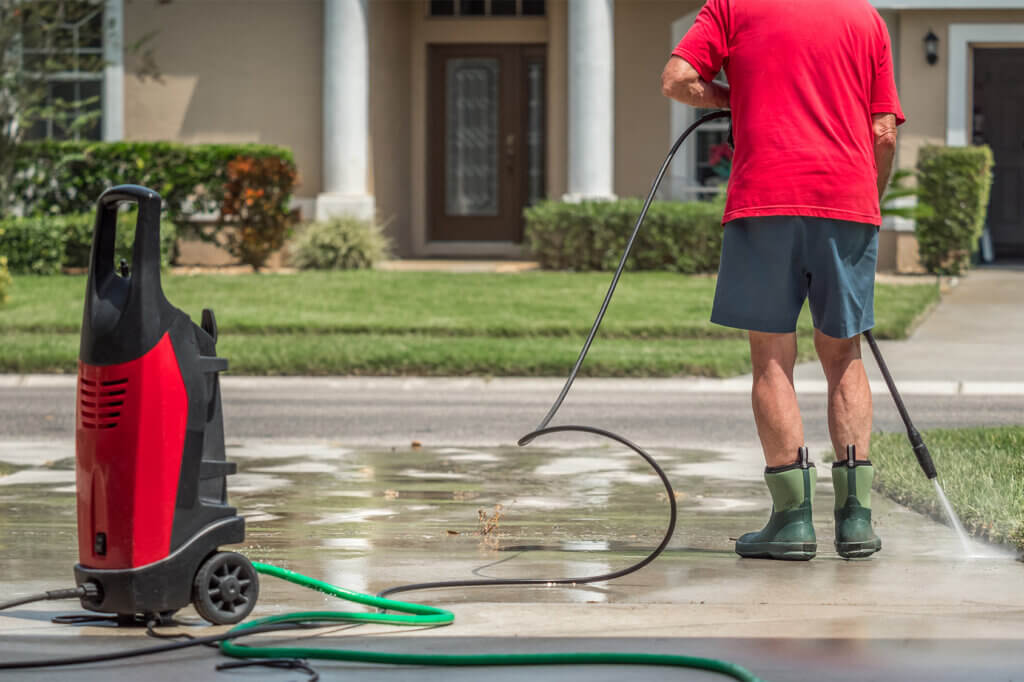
[379,111,733,600]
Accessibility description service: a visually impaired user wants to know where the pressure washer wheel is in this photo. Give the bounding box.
[191,551,259,625]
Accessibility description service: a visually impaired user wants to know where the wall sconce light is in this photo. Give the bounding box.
[924,29,939,65]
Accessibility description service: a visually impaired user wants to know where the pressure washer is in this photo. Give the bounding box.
[0,111,941,680]
[73,184,257,626]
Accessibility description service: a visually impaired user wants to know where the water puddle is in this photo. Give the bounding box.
[0,443,1017,611]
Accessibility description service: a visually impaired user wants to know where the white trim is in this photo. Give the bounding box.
[872,1,1024,8]
[668,11,699,201]
[102,0,124,141]
[947,24,1024,147]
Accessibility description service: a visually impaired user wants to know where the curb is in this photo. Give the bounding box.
[2,374,1024,396]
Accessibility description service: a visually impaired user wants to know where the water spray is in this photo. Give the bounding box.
[863,329,976,554]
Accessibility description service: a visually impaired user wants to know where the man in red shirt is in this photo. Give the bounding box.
[661,0,904,560]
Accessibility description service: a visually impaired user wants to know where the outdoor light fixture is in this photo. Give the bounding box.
[924,29,940,65]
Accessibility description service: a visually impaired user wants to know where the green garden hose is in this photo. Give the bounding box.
[220,562,765,682]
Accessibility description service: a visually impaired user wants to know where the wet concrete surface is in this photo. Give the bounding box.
[1,442,1022,681]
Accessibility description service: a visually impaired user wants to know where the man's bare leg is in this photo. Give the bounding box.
[814,330,872,459]
[737,331,817,560]
[749,331,804,467]
[817,329,881,557]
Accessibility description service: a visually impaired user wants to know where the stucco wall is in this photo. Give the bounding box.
[896,9,1024,170]
[369,1,413,255]
[613,0,703,198]
[123,1,322,204]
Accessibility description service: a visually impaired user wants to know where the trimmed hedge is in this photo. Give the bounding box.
[9,141,296,224]
[524,197,725,272]
[0,215,66,274]
[0,256,10,305]
[915,145,994,276]
[0,213,177,274]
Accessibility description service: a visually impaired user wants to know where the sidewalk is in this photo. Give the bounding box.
[794,266,1024,388]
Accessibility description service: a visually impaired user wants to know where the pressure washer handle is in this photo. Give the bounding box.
[92,185,164,283]
[84,185,168,349]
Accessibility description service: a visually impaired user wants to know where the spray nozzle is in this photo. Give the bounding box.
[908,429,938,479]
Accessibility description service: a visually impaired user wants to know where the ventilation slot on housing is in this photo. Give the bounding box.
[80,376,129,430]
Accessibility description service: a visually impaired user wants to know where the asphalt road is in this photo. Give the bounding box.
[3,376,1021,450]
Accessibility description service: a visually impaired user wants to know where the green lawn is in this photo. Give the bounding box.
[871,427,1024,551]
[0,272,939,376]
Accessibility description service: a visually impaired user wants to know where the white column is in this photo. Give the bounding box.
[565,0,615,201]
[102,0,124,141]
[317,0,375,222]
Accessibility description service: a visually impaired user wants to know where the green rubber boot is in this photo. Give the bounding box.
[832,445,882,559]
[735,447,817,561]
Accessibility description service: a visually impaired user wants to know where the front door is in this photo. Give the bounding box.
[974,48,1024,258]
[428,44,546,242]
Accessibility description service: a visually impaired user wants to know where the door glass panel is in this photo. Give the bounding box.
[445,58,500,217]
[526,59,545,206]
[459,0,485,15]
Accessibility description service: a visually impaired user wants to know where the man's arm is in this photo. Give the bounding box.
[661,55,730,110]
[873,113,898,198]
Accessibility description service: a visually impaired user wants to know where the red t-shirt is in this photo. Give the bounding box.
[673,0,905,226]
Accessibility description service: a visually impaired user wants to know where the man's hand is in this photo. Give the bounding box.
[661,56,730,110]
[873,113,898,199]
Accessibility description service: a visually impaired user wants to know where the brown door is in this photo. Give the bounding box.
[428,44,546,242]
[974,49,1024,258]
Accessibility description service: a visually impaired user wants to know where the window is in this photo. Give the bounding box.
[428,0,545,17]
[664,69,731,202]
[21,1,105,141]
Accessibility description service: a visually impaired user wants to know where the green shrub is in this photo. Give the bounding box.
[0,256,11,305]
[524,198,724,272]
[0,215,68,274]
[289,216,391,270]
[0,212,176,274]
[9,141,296,225]
[915,145,993,276]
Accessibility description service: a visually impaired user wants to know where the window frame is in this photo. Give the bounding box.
[426,0,546,19]
[20,0,105,142]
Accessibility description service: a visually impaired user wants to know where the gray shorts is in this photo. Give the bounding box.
[711,216,879,339]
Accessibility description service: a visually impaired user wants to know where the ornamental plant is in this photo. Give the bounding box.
[0,255,11,304]
[289,216,391,270]
[218,156,298,271]
[915,145,993,276]
[708,142,733,180]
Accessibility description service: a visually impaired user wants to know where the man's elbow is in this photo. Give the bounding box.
[872,114,899,150]
[661,57,697,100]
[875,130,898,151]
[660,70,679,99]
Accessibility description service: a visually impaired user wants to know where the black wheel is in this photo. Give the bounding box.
[192,551,259,625]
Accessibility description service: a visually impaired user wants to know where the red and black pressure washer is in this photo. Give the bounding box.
[73,184,258,625]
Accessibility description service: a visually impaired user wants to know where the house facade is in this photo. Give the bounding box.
[86,0,1024,268]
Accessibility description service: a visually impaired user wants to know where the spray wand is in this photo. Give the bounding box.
[862,329,937,479]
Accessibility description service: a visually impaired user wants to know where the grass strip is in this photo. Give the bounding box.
[0,272,938,376]
[0,332,762,377]
[870,427,1024,550]
[0,272,937,339]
